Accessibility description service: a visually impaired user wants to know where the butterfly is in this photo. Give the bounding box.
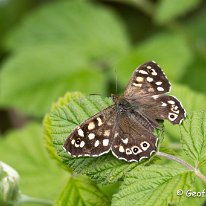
[64,61,186,162]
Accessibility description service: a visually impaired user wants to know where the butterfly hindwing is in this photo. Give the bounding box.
[124,61,171,97]
[111,123,157,162]
[110,101,158,162]
[157,95,186,124]
[64,106,115,157]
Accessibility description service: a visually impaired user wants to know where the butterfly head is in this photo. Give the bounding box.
[111,94,134,115]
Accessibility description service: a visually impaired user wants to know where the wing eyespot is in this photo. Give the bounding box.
[148,68,153,73]
[75,139,81,145]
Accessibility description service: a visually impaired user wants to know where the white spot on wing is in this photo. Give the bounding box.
[103,139,109,146]
[139,70,148,75]
[147,77,153,82]
[132,82,142,87]
[151,71,157,76]
[136,76,144,82]
[114,132,119,138]
[94,140,100,147]
[80,141,85,148]
[155,81,162,85]
[168,100,175,104]
[161,102,167,107]
[119,145,125,153]
[152,95,160,99]
[88,133,95,140]
[122,138,128,144]
[88,122,95,130]
[97,117,103,126]
[157,87,164,91]
[78,129,84,137]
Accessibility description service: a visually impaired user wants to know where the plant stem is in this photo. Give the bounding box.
[156,151,206,184]
[17,194,53,206]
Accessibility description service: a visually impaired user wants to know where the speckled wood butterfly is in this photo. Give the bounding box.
[64,61,186,162]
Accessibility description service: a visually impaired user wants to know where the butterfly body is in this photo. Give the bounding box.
[64,61,186,162]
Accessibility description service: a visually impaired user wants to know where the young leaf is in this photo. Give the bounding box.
[0,162,20,205]
[180,110,206,167]
[112,165,193,206]
[44,93,142,184]
[0,123,68,201]
[55,176,109,206]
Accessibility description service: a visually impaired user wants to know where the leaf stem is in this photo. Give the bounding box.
[17,194,53,206]
[156,151,206,184]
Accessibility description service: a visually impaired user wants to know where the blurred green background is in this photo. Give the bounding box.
[0,0,206,205]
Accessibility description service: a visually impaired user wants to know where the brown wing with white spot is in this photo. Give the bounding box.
[64,106,115,157]
[111,112,157,162]
[141,95,186,125]
[124,61,171,98]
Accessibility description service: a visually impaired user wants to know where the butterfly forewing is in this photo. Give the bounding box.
[64,106,115,157]
[124,61,171,97]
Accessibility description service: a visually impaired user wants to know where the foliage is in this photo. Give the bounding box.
[0,0,206,205]
[43,92,206,205]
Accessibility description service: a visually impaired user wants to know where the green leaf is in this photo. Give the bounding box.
[181,56,206,94]
[114,33,192,85]
[0,46,107,116]
[55,176,109,206]
[0,123,68,202]
[112,165,193,206]
[6,1,129,56]
[184,9,206,44]
[44,93,141,184]
[180,110,206,167]
[179,173,206,206]
[1,1,129,116]
[155,0,201,24]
